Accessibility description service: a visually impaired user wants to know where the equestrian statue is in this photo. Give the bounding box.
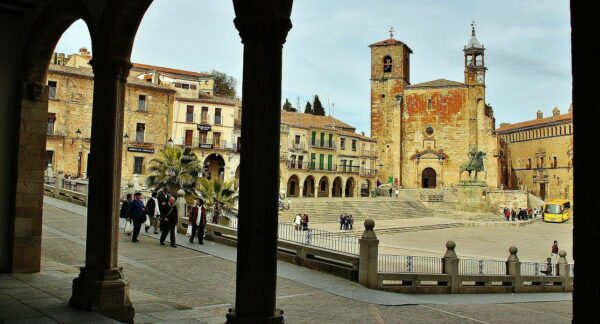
[459,147,487,180]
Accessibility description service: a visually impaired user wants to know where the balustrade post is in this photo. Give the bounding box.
[443,241,459,293]
[359,219,379,288]
[176,189,186,234]
[54,171,64,199]
[557,250,572,291]
[506,246,522,292]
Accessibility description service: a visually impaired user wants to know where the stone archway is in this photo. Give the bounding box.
[332,176,343,197]
[317,176,330,198]
[361,179,372,197]
[422,167,437,188]
[303,175,315,197]
[345,177,356,197]
[287,175,300,197]
[234,164,240,189]
[204,153,226,180]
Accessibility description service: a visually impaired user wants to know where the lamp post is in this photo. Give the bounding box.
[75,128,83,178]
[167,137,173,148]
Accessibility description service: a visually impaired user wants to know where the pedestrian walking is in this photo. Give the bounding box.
[159,197,178,247]
[395,188,399,199]
[339,214,344,230]
[504,207,510,221]
[127,192,146,242]
[511,208,516,221]
[388,187,392,197]
[342,215,349,230]
[157,187,171,216]
[551,240,559,263]
[189,199,207,244]
[120,193,132,232]
[145,191,160,234]
[294,214,302,231]
[301,213,309,230]
[349,214,353,230]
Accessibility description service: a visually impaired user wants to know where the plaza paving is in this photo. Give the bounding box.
[0,196,573,323]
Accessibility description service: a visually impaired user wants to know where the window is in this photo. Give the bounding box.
[182,83,190,90]
[427,98,432,110]
[201,107,209,123]
[298,155,304,168]
[190,84,197,90]
[310,153,316,169]
[215,108,222,125]
[48,80,57,99]
[319,154,324,170]
[320,132,325,147]
[540,157,545,168]
[294,135,301,144]
[185,130,193,146]
[199,131,208,144]
[133,157,144,174]
[527,159,531,170]
[47,113,56,135]
[136,123,145,143]
[186,105,194,123]
[352,140,357,152]
[383,55,392,73]
[138,95,146,111]
[213,132,221,147]
[328,134,333,148]
[311,131,316,146]
[553,157,558,168]
[175,82,182,88]
[340,138,346,150]
[327,155,333,171]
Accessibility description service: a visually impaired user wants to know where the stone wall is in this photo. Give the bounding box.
[486,189,528,210]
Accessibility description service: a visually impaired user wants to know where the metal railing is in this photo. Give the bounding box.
[287,160,309,170]
[290,141,306,151]
[361,150,377,158]
[310,140,336,150]
[521,261,549,276]
[361,168,378,177]
[309,164,338,172]
[338,165,360,174]
[378,254,443,274]
[458,258,506,275]
[278,222,359,255]
[180,137,233,150]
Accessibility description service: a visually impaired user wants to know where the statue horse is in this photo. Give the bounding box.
[459,151,487,180]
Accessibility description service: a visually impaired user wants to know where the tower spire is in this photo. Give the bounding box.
[471,20,475,36]
[389,26,394,39]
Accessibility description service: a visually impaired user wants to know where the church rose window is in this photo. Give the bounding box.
[425,126,435,136]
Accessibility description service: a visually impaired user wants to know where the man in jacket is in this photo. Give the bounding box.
[160,196,178,247]
[157,187,171,216]
[127,192,146,242]
[189,199,207,244]
[120,194,132,235]
[145,191,160,234]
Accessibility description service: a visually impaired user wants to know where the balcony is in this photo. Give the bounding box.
[286,160,309,170]
[289,141,306,151]
[308,164,337,172]
[46,130,65,138]
[360,168,378,177]
[309,140,336,150]
[532,170,549,183]
[338,165,360,174]
[360,150,377,158]
[180,137,235,151]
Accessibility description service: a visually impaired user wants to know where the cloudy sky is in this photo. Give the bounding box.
[56,0,572,136]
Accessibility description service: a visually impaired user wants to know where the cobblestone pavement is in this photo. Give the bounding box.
[38,204,572,323]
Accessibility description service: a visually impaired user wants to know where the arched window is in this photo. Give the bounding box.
[383,55,392,73]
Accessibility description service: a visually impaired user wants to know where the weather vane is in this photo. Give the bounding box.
[389,26,394,38]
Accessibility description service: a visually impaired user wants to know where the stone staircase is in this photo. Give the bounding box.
[279,197,435,224]
[344,222,466,236]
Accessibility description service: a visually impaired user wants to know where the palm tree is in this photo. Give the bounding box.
[197,178,238,224]
[145,146,202,198]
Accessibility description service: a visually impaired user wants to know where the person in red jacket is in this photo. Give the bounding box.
[189,199,207,244]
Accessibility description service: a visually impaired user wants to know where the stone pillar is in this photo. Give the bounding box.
[176,189,186,234]
[442,240,459,293]
[506,246,522,292]
[227,2,292,323]
[556,250,572,291]
[54,171,64,199]
[299,185,303,198]
[359,219,379,288]
[70,57,134,323]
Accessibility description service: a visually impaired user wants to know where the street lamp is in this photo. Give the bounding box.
[167,137,173,147]
[74,128,83,178]
[123,132,129,144]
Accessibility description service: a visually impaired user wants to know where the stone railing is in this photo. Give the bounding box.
[43,173,88,206]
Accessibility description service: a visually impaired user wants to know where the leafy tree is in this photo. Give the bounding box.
[197,178,238,223]
[210,70,238,97]
[304,101,313,114]
[282,98,296,112]
[313,95,325,116]
[145,146,202,198]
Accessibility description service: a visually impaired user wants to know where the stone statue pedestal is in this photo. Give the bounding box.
[455,180,490,213]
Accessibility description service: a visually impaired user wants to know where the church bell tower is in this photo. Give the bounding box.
[464,22,486,86]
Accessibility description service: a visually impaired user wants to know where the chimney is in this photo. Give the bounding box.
[79,47,90,57]
[151,70,160,85]
[536,110,543,119]
[552,106,561,116]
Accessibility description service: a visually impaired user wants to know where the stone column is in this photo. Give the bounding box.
[506,246,522,292]
[556,250,572,291]
[70,57,134,323]
[227,2,292,323]
[54,171,64,199]
[176,189,186,234]
[443,241,459,293]
[359,219,379,288]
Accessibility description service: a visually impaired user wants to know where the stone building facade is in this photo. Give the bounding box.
[497,107,574,201]
[46,53,176,185]
[280,111,378,198]
[370,26,498,189]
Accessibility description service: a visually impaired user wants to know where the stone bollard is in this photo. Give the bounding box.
[54,171,64,199]
[359,219,379,289]
[556,250,572,291]
[443,241,459,293]
[176,189,186,234]
[506,246,522,292]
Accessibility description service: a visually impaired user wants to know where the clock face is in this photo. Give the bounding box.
[476,73,484,84]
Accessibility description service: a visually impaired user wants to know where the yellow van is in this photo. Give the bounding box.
[543,199,571,223]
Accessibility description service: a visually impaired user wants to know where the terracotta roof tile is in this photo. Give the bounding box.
[132,63,210,78]
[406,79,466,89]
[281,111,354,131]
[176,94,240,106]
[496,113,573,133]
[369,38,413,53]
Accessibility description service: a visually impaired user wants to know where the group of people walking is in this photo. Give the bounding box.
[339,214,354,230]
[119,187,207,247]
[294,213,309,230]
[502,207,541,221]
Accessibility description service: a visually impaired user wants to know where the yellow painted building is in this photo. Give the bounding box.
[497,107,573,201]
[280,111,378,198]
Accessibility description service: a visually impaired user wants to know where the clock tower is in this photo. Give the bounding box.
[464,22,486,86]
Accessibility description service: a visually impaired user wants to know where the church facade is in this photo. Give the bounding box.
[370,26,499,189]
